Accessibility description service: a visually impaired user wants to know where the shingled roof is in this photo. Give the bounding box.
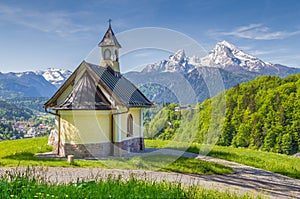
[44,61,152,110]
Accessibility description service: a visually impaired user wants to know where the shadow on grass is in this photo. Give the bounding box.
[163,156,233,175]
[2,152,60,162]
[208,151,238,160]
[186,146,200,154]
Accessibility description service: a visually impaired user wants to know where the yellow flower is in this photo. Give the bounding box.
[10,195,14,198]
[65,195,69,198]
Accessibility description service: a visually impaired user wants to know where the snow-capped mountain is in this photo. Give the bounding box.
[126,41,300,103]
[142,41,299,77]
[0,68,71,99]
[142,49,199,73]
[142,41,300,77]
[36,68,72,87]
[0,71,58,98]
[200,40,299,76]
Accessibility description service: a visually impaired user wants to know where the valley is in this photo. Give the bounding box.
[0,41,300,155]
[0,97,54,141]
[1,1,300,198]
[0,40,299,172]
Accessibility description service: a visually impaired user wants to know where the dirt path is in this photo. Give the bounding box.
[1,149,300,199]
[195,155,300,199]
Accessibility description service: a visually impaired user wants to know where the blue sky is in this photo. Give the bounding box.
[0,0,300,72]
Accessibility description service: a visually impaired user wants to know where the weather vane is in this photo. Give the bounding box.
[108,19,112,26]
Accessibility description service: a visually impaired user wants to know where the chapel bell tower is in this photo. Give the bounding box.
[98,19,122,74]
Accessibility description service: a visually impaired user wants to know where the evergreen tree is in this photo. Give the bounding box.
[281,133,293,155]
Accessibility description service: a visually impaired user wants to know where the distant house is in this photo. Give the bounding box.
[174,105,191,112]
[44,23,152,158]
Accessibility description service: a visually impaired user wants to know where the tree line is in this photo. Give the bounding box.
[145,73,300,155]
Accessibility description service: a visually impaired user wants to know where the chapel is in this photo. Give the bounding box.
[44,22,152,158]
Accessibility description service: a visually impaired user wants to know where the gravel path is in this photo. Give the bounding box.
[195,155,300,199]
[1,148,300,199]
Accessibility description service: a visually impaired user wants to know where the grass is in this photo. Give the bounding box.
[0,170,260,199]
[104,155,232,175]
[206,145,300,179]
[145,139,300,179]
[0,137,232,175]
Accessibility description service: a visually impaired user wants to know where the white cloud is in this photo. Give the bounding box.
[249,49,285,56]
[0,4,94,37]
[220,24,300,40]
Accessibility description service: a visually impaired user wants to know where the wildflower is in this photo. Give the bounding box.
[10,195,14,198]
[65,195,69,198]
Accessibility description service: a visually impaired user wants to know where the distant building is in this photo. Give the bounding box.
[174,105,191,112]
[44,22,152,158]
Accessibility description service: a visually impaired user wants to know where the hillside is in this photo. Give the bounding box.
[0,97,48,120]
[0,97,53,140]
[125,67,257,103]
[146,72,300,155]
[0,100,33,120]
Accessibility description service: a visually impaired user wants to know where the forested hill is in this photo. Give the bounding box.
[0,100,33,120]
[218,73,299,154]
[0,97,47,120]
[145,73,300,155]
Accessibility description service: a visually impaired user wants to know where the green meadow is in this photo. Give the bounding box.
[146,140,300,179]
[0,137,263,199]
[0,137,232,175]
[1,137,299,179]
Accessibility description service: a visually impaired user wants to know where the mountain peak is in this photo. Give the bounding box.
[36,68,72,87]
[142,49,196,73]
[169,49,186,63]
[201,40,271,73]
[174,49,186,58]
[217,40,237,48]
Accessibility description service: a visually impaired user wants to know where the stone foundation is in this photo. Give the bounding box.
[114,137,144,156]
[52,137,144,158]
[59,142,113,158]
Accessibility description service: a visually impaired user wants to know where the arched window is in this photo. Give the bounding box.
[127,114,133,137]
[104,49,111,60]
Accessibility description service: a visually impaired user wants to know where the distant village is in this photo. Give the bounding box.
[0,117,54,141]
